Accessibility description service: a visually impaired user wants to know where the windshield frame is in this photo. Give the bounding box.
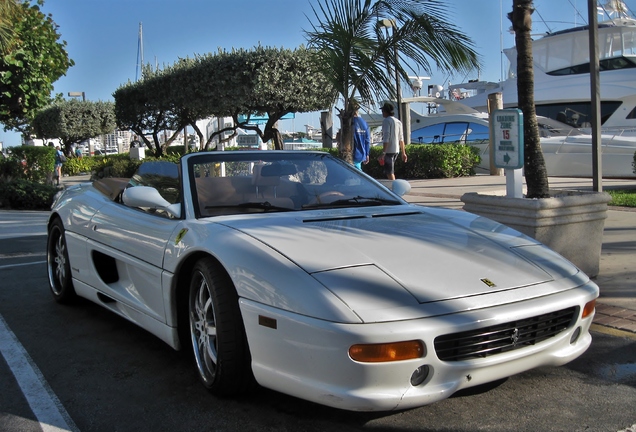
[186,151,407,218]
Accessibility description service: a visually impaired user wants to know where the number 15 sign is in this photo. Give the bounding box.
[492,109,524,169]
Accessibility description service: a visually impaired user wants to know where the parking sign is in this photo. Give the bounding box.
[492,109,524,169]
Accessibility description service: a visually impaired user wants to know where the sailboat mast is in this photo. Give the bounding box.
[136,22,144,81]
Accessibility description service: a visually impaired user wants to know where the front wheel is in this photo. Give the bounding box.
[188,258,254,396]
[47,219,76,303]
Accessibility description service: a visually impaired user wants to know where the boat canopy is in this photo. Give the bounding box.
[506,18,636,77]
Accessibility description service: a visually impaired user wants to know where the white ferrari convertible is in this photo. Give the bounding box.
[47,150,598,411]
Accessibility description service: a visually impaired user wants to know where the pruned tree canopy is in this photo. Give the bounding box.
[32,99,116,152]
[114,46,335,156]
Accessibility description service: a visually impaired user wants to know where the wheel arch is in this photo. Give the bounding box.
[47,212,62,231]
[172,251,234,350]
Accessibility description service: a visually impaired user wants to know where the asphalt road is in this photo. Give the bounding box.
[1,212,635,432]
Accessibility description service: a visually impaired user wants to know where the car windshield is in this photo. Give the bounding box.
[187,151,404,218]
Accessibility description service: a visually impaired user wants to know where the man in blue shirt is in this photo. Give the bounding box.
[352,105,370,170]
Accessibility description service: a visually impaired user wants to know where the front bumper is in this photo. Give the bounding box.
[240,281,598,411]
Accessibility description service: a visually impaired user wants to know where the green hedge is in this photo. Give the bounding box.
[0,178,60,210]
[1,146,56,183]
[89,152,182,180]
[319,143,480,179]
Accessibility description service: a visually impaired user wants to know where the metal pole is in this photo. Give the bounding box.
[487,92,504,176]
[588,0,602,191]
[394,42,401,122]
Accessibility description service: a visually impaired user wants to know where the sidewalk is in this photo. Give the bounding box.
[402,174,636,334]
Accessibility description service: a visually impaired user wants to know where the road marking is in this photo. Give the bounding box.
[0,261,46,270]
[0,252,46,259]
[0,233,46,239]
[0,314,78,432]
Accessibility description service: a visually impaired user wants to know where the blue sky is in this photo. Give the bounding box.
[2,0,633,147]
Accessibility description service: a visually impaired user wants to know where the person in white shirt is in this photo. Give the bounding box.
[380,102,407,180]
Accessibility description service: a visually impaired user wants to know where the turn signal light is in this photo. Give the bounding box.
[349,340,425,363]
[582,299,596,318]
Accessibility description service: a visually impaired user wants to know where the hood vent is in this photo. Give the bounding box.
[303,210,422,224]
[372,211,422,218]
[303,214,367,223]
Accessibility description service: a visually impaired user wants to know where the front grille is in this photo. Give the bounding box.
[434,307,578,362]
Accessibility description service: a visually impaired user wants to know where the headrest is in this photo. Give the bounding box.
[260,163,297,177]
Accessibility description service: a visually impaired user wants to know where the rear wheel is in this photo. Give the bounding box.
[47,219,76,303]
[188,257,254,396]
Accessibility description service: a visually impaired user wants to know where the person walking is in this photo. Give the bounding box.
[379,102,407,180]
[352,105,370,170]
[54,145,65,186]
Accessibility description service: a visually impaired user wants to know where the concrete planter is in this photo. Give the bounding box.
[461,190,611,277]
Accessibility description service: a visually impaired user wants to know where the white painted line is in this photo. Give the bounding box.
[0,261,46,271]
[0,232,47,240]
[0,252,46,259]
[0,314,78,432]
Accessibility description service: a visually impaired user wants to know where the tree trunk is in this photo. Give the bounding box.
[339,108,353,164]
[510,0,550,198]
[272,127,284,150]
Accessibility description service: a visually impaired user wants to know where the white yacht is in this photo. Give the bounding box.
[450,1,636,133]
[362,97,636,178]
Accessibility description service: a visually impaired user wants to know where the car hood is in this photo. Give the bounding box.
[217,206,584,320]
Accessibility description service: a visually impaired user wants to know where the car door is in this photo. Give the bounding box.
[82,202,180,323]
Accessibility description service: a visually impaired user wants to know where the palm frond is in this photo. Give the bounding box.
[306,0,480,110]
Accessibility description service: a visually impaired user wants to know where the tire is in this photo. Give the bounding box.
[47,218,77,303]
[188,257,254,396]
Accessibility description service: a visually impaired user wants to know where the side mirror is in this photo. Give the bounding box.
[122,186,181,218]
[391,179,412,196]
[377,179,412,196]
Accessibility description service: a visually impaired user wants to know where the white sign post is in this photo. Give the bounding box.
[492,109,524,198]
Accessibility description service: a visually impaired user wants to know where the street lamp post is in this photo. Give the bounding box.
[68,91,90,154]
[378,18,407,141]
[378,19,402,119]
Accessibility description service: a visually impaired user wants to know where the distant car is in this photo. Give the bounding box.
[47,150,598,411]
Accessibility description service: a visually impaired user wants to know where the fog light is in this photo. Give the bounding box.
[570,326,581,344]
[410,365,430,386]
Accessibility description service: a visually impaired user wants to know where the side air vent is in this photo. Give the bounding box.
[91,251,119,284]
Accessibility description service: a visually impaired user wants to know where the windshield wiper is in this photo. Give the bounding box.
[302,196,401,209]
[205,201,294,212]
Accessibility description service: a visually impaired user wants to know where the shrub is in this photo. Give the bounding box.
[362,144,480,179]
[4,146,56,183]
[0,154,25,179]
[90,152,181,180]
[0,178,60,210]
[63,155,99,176]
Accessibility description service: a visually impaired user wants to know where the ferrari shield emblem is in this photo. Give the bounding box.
[480,278,496,288]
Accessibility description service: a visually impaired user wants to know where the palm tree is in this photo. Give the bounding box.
[0,0,20,54]
[305,0,480,162]
[509,0,549,198]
